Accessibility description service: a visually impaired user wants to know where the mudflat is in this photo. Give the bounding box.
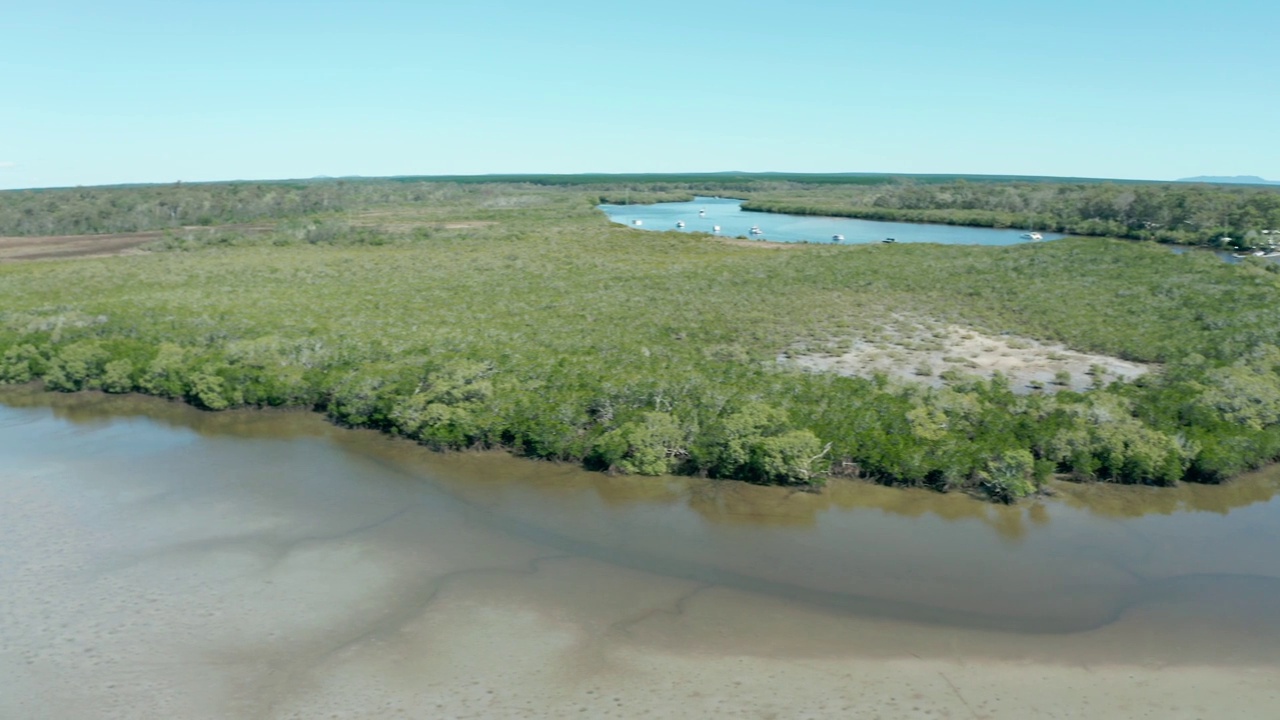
[2,392,1277,719]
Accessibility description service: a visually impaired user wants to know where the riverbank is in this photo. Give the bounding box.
[737,179,1280,248]
[4,183,1280,497]
[4,392,1278,719]
[601,195,1062,245]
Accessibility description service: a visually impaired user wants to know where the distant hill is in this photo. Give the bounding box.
[1178,175,1279,185]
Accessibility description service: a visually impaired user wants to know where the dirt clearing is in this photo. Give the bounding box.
[0,231,166,261]
[782,322,1150,392]
[0,224,278,262]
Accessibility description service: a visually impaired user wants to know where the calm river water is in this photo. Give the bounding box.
[3,387,1278,718]
[600,196,1067,245]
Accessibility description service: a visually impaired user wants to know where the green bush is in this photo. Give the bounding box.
[978,449,1039,503]
[592,411,688,475]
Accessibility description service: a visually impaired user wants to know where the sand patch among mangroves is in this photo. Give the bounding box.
[782,321,1151,393]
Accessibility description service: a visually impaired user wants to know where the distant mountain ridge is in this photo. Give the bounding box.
[1178,175,1279,185]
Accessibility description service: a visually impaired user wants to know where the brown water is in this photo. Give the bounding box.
[3,387,1279,719]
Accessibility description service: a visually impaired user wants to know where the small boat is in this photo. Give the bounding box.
[749,226,764,235]
[832,234,845,242]
[632,219,643,226]
[712,225,721,233]
[675,221,685,228]
[1021,232,1043,241]
[699,208,707,217]
[882,237,897,244]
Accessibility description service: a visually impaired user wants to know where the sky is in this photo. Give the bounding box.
[2,0,1277,189]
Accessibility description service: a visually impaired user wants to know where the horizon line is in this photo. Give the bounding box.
[6,170,1276,193]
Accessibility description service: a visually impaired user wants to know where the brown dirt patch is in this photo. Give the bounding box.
[0,224,272,262]
[0,232,164,261]
[714,237,805,250]
[347,218,498,233]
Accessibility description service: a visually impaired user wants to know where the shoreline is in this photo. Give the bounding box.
[6,201,1280,498]
[3,402,1277,719]
[4,384,1279,520]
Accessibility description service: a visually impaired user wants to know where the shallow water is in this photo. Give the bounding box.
[599,196,1067,245]
[3,388,1279,718]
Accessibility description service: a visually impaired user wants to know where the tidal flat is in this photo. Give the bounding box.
[2,389,1279,718]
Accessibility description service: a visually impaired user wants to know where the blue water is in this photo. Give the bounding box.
[599,196,1066,246]
[1170,245,1280,264]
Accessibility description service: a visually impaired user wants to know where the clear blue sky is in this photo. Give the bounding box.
[2,0,1277,189]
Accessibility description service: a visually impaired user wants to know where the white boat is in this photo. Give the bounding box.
[1021,232,1043,241]
[712,225,721,233]
[749,226,763,235]
[699,208,707,217]
[675,221,685,228]
[832,234,845,242]
[632,219,643,226]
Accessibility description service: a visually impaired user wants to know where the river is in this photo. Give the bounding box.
[2,387,1278,718]
[599,196,1067,245]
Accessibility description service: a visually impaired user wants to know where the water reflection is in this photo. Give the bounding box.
[1053,473,1280,518]
[6,384,1280,523]
[6,387,1280,718]
[0,383,329,440]
[5,387,1280,639]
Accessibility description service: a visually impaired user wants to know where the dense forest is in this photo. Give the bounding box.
[4,179,1280,501]
[3,174,1278,248]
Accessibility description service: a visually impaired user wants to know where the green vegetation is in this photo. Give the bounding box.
[5,173,1275,249]
[4,179,1280,500]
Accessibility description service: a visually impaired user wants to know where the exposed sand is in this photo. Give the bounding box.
[783,323,1150,393]
[279,599,1278,720]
